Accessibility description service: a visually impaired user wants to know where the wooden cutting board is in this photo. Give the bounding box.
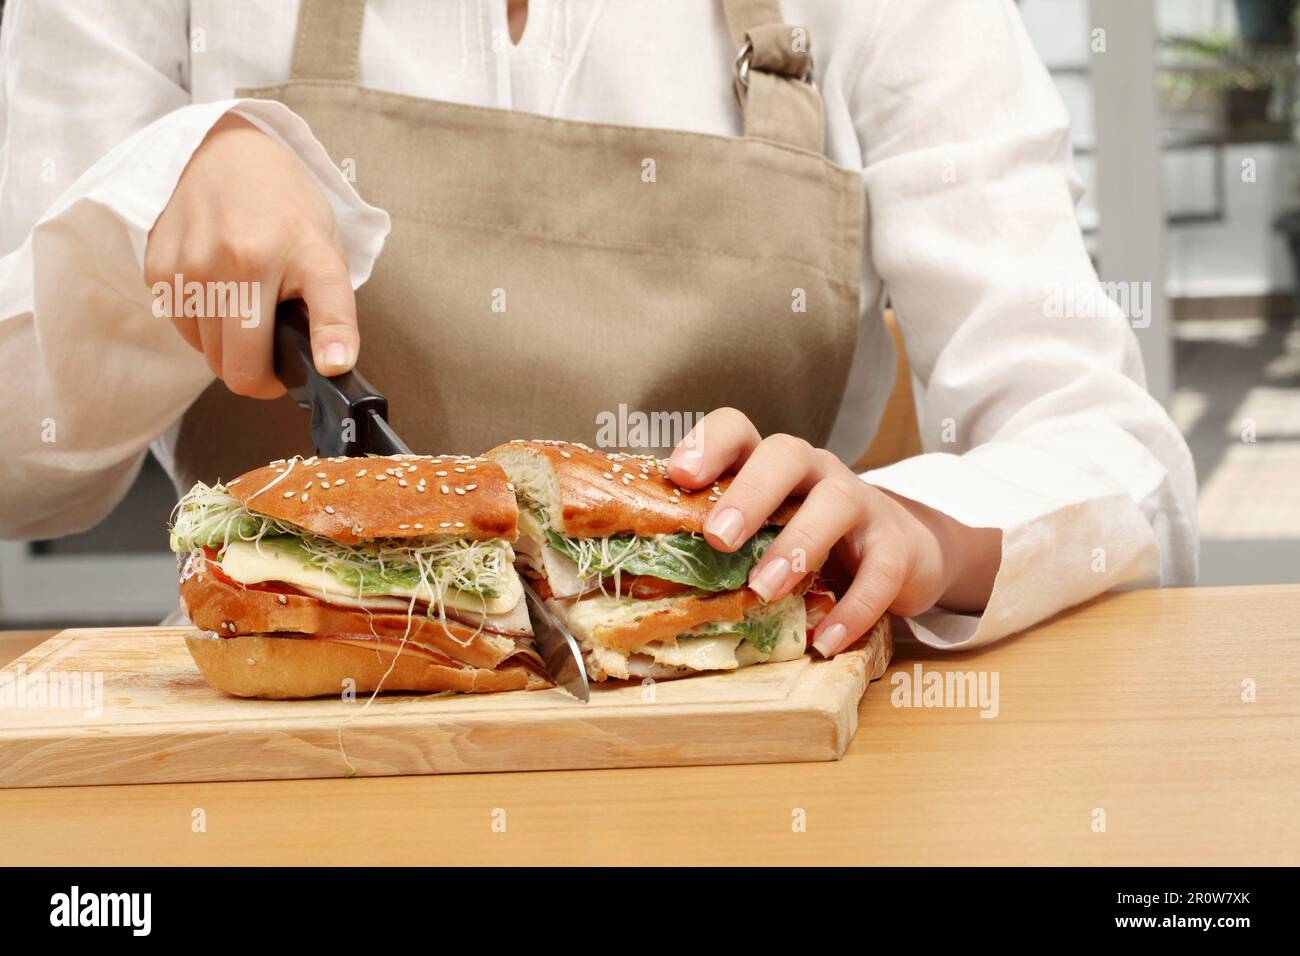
[0,620,893,788]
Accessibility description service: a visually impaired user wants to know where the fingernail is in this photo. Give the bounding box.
[671,447,704,476]
[748,557,791,603]
[812,623,847,658]
[705,507,744,549]
[316,343,351,373]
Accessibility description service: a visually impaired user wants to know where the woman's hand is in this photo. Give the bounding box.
[145,113,357,398]
[666,408,1002,657]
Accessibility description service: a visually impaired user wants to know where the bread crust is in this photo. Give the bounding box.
[184,633,550,699]
[181,566,527,671]
[225,454,516,544]
[487,440,799,538]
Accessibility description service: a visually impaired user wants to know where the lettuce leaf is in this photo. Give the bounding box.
[734,608,785,654]
[545,527,778,592]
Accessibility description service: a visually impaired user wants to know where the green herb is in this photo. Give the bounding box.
[734,609,786,654]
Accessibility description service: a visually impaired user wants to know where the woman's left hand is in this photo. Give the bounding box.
[666,408,1002,657]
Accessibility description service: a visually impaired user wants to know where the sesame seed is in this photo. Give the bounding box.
[707,495,717,501]
[335,478,345,485]
[560,450,572,458]
[320,480,330,489]
[454,487,466,495]
[282,491,295,499]
[316,472,326,479]
[374,474,387,481]
[300,493,309,502]
[440,522,451,528]
[398,479,408,487]
[407,466,417,473]
[325,505,335,514]
[304,481,313,489]
[277,594,287,605]
[611,463,622,472]
[399,523,410,530]
[466,464,476,470]
[455,467,466,473]
[454,521,464,528]
[440,485,450,494]
[465,483,477,491]
[356,469,367,477]
[602,472,614,480]
[413,523,423,529]
[506,482,516,492]
[435,471,447,477]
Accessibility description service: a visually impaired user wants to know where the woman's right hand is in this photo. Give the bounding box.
[145,112,358,399]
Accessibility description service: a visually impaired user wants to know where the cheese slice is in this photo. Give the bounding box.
[650,634,745,670]
[218,539,523,615]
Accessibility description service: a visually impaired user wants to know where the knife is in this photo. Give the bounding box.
[273,298,591,702]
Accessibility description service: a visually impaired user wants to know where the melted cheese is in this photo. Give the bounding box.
[218,539,522,616]
[651,634,745,670]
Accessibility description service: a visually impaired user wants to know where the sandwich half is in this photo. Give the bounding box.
[486,440,837,681]
[169,454,551,698]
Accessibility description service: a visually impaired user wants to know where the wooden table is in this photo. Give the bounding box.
[0,585,1296,866]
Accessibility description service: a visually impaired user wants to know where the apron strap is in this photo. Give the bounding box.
[721,0,824,153]
[289,0,366,82]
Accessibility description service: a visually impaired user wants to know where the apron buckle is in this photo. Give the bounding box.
[732,38,816,109]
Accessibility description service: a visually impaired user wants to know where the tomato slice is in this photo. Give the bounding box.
[613,576,692,599]
[804,587,836,632]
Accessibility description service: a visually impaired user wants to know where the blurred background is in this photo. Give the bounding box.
[1,0,1297,628]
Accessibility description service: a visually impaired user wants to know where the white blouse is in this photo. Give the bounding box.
[0,0,1198,649]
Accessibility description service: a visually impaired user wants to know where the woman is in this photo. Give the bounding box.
[0,0,1197,656]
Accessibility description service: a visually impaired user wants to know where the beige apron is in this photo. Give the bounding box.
[171,0,864,491]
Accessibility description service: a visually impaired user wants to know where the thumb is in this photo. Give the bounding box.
[281,240,359,376]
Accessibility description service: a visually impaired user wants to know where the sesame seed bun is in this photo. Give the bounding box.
[226,454,517,544]
[485,440,799,538]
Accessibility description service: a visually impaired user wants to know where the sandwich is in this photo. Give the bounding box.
[486,440,838,681]
[168,454,551,698]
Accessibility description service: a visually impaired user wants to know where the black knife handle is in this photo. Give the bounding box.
[272,298,404,457]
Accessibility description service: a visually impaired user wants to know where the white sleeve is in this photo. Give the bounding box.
[849,0,1198,648]
[0,0,390,540]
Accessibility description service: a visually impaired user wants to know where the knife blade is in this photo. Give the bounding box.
[273,297,591,701]
[522,579,591,702]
